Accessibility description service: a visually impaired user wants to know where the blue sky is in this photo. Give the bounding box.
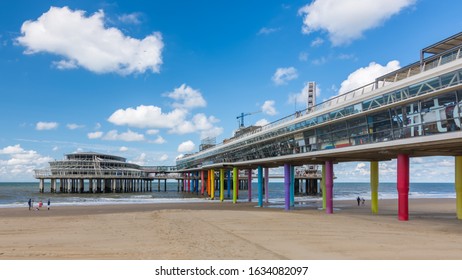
[0,0,460,182]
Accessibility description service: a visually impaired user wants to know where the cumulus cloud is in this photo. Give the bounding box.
[272,67,298,85]
[67,123,85,130]
[36,121,58,130]
[146,129,159,135]
[102,129,145,142]
[118,12,142,25]
[151,136,166,144]
[16,6,164,75]
[178,140,195,153]
[338,60,400,94]
[261,100,277,116]
[0,144,53,180]
[130,153,146,165]
[119,146,128,152]
[158,154,168,161]
[255,119,270,127]
[87,131,103,139]
[311,37,324,47]
[299,0,416,45]
[108,105,187,129]
[165,84,206,109]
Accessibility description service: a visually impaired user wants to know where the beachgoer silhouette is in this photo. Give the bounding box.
[28,198,31,211]
[47,199,50,210]
[361,197,365,206]
[356,196,361,206]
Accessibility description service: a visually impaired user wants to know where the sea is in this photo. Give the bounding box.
[0,181,456,209]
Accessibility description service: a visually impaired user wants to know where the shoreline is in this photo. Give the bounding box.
[1,198,461,259]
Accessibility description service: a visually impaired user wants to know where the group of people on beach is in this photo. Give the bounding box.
[28,198,50,211]
[356,196,365,206]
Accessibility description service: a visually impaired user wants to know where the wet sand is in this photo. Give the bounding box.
[0,198,461,259]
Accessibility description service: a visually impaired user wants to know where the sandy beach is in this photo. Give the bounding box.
[0,198,461,260]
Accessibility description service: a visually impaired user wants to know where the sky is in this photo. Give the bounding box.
[0,0,460,182]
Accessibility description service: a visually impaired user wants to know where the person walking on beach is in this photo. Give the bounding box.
[28,198,31,211]
[356,196,361,206]
[47,199,50,210]
[361,197,365,206]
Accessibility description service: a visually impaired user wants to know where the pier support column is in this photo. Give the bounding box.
[233,167,238,203]
[200,170,205,195]
[264,167,269,204]
[325,160,334,214]
[284,164,291,211]
[227,170,231,199]
[370,161,379,214]
[397,154,410,221]
[321,165,326,210]
[455,156,462,219]
[39,179,45,193]
[210,169,215,200]
[219,169,225,201]
[247,169,252,202]
[50,179,56,193]
[258,166,263,207]
[290,165,295,207]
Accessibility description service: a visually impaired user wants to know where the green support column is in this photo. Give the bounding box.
[233,167,238,203]
[321,164,326,210]
[371,161,379,214]
[456,156,462,219]
[220,169,225,202]
[210,169,215,200]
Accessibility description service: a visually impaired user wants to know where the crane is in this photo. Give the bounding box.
[236,111,260,128]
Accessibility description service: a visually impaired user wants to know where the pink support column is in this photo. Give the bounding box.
[325,160,334,214]
[397,154,410,221]
[248,169,252,202]
[187,173,191,192]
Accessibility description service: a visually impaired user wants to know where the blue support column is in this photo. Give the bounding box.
[227,170,231,198]
[258,166,263,207]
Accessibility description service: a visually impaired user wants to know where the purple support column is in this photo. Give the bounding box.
[325,160,334,214]
[248,169,252,202]
[284,163,290,211]
[264,167,269,203]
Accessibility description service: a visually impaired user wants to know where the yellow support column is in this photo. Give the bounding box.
[456,156,462,219]
[220,169,225,202]
[210,169,215,200]
[370,161,379,214]
[321,165,326,210]
[233,167,238,204]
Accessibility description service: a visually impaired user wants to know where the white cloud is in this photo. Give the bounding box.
[130,153,146,166]
[118,12,142,25]
[67,123,85,130]
[36,121,58,130]
[261,100,277,116]
[165,84,206,109]
[102,129,145,142]
[158,154,168,161]
[16,6,164,75]
[311,37,324,47]
[272,67,298,85]
[339,60,400,94]
[87,131,103,139]
[108,105,187,129]
[255,119,270,127]
[119,146,128,152]
[299,52,309,61]
[299,0,415,46]
[152,136,166,144]
[146,129,159,135]
[257,27,281,35]
[168,113,223,138]
[0,144,53,181]
[178,140,195,153]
